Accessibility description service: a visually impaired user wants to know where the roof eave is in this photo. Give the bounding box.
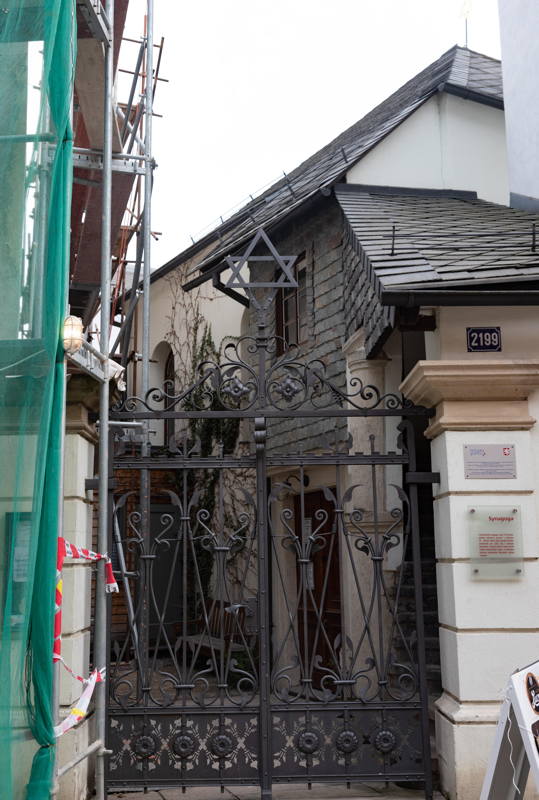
[441,81,504,110]
[380,288,539,307]
[182,188,335,291]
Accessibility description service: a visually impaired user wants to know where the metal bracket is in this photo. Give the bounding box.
[76,0,111,45]
[212,275,249,308]
[66,346,106,383]
[72,150,146,175]
[405,471,441,484]
[244,596,258,635]
[85,477,116,492]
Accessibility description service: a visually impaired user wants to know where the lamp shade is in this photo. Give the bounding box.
[63,315,84,354]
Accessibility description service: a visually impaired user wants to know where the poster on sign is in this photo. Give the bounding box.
[512,663,539,770]
[481,660,539,799]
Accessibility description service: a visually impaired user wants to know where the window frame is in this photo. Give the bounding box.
[275,251,307,355]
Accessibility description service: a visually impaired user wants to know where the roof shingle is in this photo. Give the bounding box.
[335,185,539,295]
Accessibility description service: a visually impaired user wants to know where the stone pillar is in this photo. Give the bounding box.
[57,375,99,800]
[400,360,539,800]
[343,329,389,458]
[341,331,396,679]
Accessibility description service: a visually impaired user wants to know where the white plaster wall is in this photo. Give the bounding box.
[438,93,508,204]
[347,93,508,204]
[499,0,539,203]
[132,273,243,396]
[347,97,444,190]
[148,275,242,355]
[426,306,539,361]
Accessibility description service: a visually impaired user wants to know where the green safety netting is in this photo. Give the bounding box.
[0,1,75,798]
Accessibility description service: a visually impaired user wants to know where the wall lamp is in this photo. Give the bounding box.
[63,315,84,354]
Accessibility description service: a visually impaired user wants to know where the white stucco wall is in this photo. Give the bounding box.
[132,273,243,398]
[498,0,539,205]
[425,305,539,361]
[346,93,509,205]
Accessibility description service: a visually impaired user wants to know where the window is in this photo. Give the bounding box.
[276,252,307,352]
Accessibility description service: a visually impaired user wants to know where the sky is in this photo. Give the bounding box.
[120,0,502,270]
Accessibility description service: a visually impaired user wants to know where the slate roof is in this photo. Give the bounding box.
[153,45,504,289]
[335,185,539,297]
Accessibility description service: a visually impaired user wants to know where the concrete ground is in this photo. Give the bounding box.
[110,782,443,800]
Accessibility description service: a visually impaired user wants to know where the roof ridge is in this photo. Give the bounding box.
[448,47,471,87]
[274,45,462,186]
[456,45,502,64]
[153,45,504,288]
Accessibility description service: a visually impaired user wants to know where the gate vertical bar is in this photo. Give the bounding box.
[404,421,434,800]
[255,416,272,800]
[255,307,273,800]
[141,0,154,397]
[140,1,154,775]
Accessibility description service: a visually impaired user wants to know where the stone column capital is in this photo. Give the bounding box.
[66,374,100,443]
[66,374,101,411]
[400,360,539,437]
[342,328,367,359]
[342,329,389,374]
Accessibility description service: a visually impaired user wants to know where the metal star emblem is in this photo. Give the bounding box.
[225,229,298,301]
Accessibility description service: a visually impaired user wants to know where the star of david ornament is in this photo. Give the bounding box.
[225,228,298,311]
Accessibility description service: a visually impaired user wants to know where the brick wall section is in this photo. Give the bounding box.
[244,198,350,453]
[342,217,395,356]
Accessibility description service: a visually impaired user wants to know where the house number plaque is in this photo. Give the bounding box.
[466,326,502,352]
[468,505,523,580]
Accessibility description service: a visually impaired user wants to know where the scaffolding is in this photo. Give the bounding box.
[56,1,159,797]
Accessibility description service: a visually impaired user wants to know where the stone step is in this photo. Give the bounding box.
[392,636,440,663]
[399,583,438,602]
[400,560,437,579]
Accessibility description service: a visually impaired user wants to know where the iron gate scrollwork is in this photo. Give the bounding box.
[106,230,434,798]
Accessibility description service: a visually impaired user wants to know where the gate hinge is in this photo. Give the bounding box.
[244,596,258,635]
[405,471,440,484]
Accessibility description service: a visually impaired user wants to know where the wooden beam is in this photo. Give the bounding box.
[75,38,122,152]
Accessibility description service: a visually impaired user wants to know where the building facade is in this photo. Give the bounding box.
[121,43,539,799]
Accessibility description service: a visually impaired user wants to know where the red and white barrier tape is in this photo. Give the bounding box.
[54,537,118,737]
[54,537,118,663]
[54,666,106,738]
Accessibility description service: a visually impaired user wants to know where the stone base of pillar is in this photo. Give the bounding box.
[57,376,99,800]
[57,719,91,800]
[435,693,500,800]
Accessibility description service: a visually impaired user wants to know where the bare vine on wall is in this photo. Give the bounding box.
[164,268,208,389]
[164,266,257,602]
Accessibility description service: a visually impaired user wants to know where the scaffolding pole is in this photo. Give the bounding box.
[54,1,157,796]
[141,0,154,403]
[94,0,114,796]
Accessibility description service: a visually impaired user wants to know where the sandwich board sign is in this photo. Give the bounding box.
[481,660,539,798]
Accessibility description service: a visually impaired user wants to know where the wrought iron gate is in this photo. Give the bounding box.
[106,232,434,797]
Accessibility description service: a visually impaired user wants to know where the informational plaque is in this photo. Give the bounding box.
[468,505,523,580]
[463,444,516,479]
[12,517,31,583]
